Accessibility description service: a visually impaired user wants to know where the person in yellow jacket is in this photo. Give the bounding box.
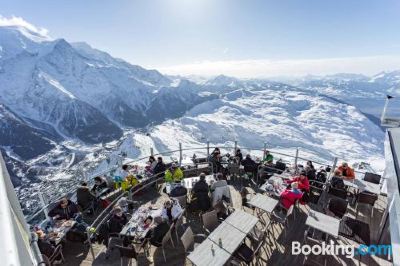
[164,163,184,183]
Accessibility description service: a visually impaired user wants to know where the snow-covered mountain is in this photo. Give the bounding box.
[0,24,215,168]
[288,72,400,127]
[87,80,385,181]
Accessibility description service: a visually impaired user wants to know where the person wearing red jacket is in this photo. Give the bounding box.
[280,182,303,209]
[338,162,355,180]
[286,171,310,192]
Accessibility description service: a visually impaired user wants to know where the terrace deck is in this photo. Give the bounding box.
[62,184,393,266]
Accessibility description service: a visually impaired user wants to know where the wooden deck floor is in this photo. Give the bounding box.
[62,183,393,266]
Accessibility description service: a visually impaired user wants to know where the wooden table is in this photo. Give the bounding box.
[208,222,246,254]
[248,194,279,214]
[120,208,162,237]
[224,210,258,234]
[343,179,381,195]
[306,210,340,237]
[187,238,231,266]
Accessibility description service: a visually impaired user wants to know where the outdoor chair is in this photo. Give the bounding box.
[41,245,65,266]
[302,231,328,266]
[171,210,185,242]
[172,195,187,209]
[356,192,378,223]
[201,210,219,234]
[232,235,265,265]
[328,187,348,200]
[363,172,381,184]
[160,226,175,262]
[115,245,138,266]
[268,204,294,239]
[180,226,207,255]
[325,198,348,219]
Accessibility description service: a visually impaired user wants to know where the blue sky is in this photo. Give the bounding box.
[1,0,400,77]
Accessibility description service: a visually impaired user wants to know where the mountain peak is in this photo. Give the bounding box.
[0,16,52,43]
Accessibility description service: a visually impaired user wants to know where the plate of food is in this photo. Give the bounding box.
[63,220,73,227]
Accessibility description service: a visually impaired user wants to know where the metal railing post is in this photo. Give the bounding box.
[329,157,338,180]
[38,192,49,220]
[87,229,95,260]
[207,141,210,159]
[294,148,299,174]
[179,143,183,166]
[263,142,267,159]
[234,140,238,154]
[150,147,154,157]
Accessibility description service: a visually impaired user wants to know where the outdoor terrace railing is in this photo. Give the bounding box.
[27,140,370,225]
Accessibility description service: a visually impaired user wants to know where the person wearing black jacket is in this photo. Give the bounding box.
[241,154,258,178]
[191,173,211,211]
[36,230,56,258]
[235,149,243,164]
[153,157,166,177]
[76,182,96,211]
[108,206,128,233]
[91,176,108,196]
[49,198,79,220]
[305,161,316,180]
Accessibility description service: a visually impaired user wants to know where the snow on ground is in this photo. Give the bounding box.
[99,84,385,174]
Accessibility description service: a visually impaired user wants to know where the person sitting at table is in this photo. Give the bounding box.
[49,197,80,220]
[164,163,184,183]
[286,170,310,192]
[338,162,355,180]
[153,156,166,177]
[280,182,303,210]
[104,206,129,258]
[170,184,188,197]
[235,149,243,164]
[161,200,183,223]
[209,149,223,174]
[191,173,211,211]
[108,206,128,233]
[35,230,58,259]
[147,156,157,173]
[241,154,258,178]
[263,150,274,163]
[117,197,134,213]
[76,181,96,213]
[146,217,170,247]
[211,173,231,207]
[91,176,109,196]
[305,161,316,180]
[330,169,345,189]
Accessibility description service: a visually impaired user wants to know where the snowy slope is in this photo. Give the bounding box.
[289,72,400,126]
[89,81,385,175]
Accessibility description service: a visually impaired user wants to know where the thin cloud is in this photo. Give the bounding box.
[156,55,400,78]
[0,15,51,39]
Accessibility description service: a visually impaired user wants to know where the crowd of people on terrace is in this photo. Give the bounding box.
[33,146,361,264]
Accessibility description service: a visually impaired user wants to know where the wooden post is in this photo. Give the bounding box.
[150,147,154,156]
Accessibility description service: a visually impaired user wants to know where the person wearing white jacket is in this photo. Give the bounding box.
[161,200,183,223]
